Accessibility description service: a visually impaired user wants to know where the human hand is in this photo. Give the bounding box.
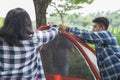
[59,24,67,32]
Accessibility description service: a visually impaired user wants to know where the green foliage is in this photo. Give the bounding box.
[70,0,93,4]
[47,9,120,51]
[109,27,120,46]
[48,0,93,23]
[116,34,120,46]
[0,17,4,28]
[48,10,120,30]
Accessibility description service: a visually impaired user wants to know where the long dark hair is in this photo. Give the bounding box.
[0,8,34,46]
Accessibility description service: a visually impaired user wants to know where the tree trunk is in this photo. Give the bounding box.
[33,0,52,28]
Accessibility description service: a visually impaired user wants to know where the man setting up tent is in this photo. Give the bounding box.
[59,17,120,80]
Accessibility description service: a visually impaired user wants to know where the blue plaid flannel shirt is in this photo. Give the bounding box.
[0,26,58,80]
[67,27,120,80]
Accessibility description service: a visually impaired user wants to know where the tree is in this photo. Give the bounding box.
[48,0,93,24]
[33,0,93,27]
[33,0,52,28]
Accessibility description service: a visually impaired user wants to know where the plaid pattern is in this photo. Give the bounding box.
[67,27,120,80]
[0,26,58,80]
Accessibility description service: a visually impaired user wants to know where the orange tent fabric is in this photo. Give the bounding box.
[45,73,89,80]
[38,25,50,30]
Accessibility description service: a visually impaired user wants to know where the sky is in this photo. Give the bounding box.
[80,0,120,15]
[0,0,120,20]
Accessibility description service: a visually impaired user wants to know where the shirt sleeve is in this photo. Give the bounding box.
[35,26,58,45]
[66,27,111,44]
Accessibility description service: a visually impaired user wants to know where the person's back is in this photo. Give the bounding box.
[0,35,42,79]
[0,8,58,80]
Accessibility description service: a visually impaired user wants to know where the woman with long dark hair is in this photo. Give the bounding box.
[0,8,58,80]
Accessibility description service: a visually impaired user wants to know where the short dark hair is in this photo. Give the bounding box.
[0,7,33,46]
[92,17,109,30]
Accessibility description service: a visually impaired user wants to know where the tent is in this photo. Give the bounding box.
[38,26,101,80]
